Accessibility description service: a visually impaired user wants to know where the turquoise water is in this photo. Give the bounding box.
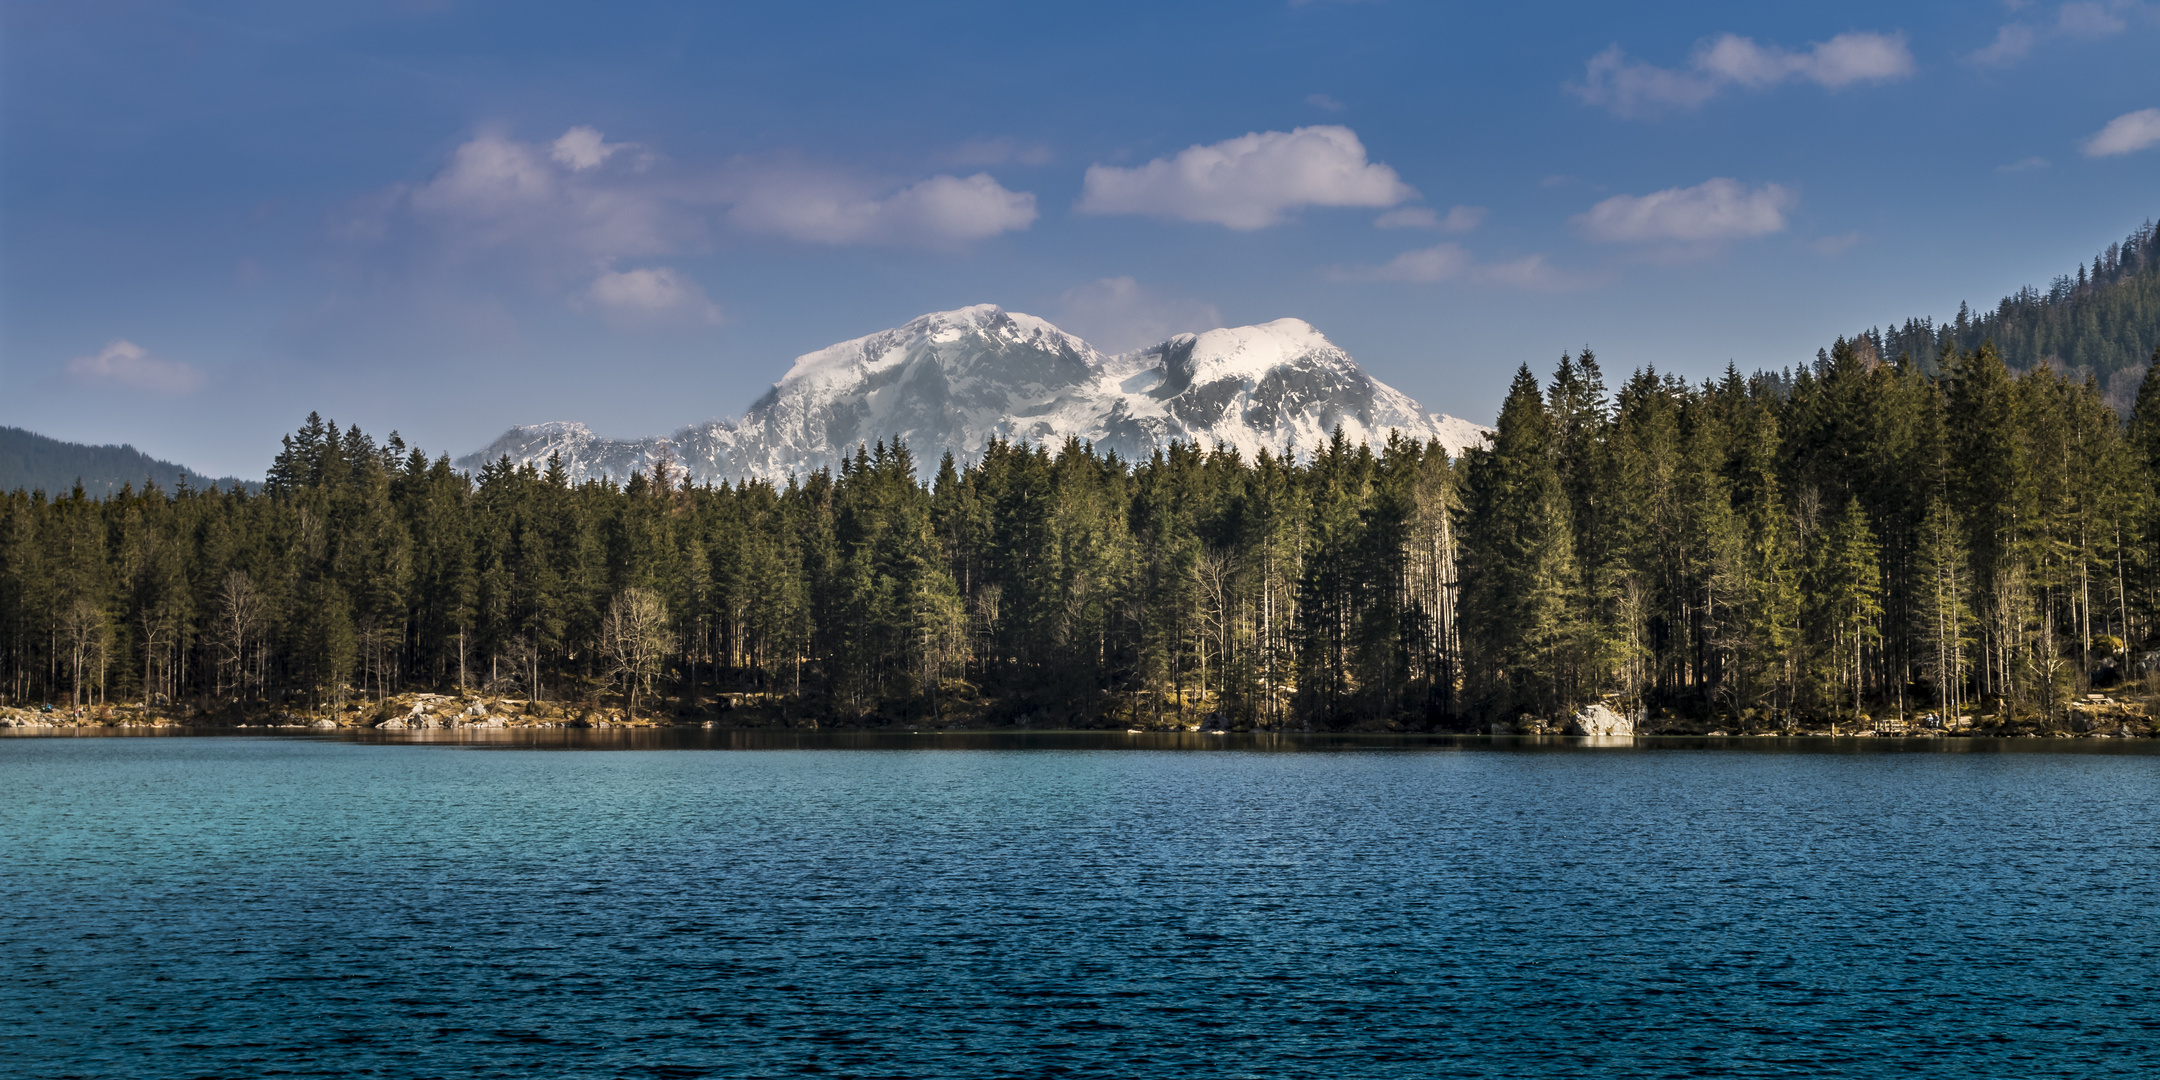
[3,734,2156,1078]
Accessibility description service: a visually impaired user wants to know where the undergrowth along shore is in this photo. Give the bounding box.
[3,688,2155,740]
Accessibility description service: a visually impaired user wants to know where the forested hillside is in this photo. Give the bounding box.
[0,427,253,499]
[1860,219,2159,410]
[8,335,2160,731]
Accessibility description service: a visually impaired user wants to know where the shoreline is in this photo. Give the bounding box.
[3,718,2153,743]
[8,689,2155,741]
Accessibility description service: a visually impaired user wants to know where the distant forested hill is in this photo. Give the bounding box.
[1850,217,2160,410]
[0,427,254,497]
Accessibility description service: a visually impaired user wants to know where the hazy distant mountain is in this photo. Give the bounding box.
[0,426,255,497]
[460,305,1489,483]
[1862,218,2159,410]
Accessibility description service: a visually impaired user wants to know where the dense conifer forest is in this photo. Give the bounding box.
[9,335,2160,731]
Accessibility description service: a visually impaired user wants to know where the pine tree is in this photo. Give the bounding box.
[1457,365,1590,722]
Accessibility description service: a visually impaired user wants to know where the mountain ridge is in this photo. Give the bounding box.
[0,426,256,498]
[459,305,1488,483]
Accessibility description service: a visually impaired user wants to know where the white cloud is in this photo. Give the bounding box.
[413,132,558,214]
[355,126,1038,281]
[1054,277,1224,353]
[582,268,721,327]
[63,340,205,395]
[1438,205,1487,232]
[2083,107,2160,156]
[1328,245,1595,290]
[1375,204,1486,231]
[1305,93,1346,112]
[1969,2,2145,67]
[721,167,1038,247]
[406,129,678,264]
[551,125,631,171]
[2057,1,2131,37]
[1330,243,1473,283]
[1077,126,1415,229]
[1997,155,2052,172]
[1574,47,1721,116]
[1695,31,1915,88]
[1969,24,2039,66]
[1574,31,1914,117]
[1574,178,1795,243]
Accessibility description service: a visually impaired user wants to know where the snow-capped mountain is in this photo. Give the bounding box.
[457,305,1488,483]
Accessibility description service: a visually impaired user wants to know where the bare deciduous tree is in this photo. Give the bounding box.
[59,597,106,708]
[601,587,672,720]
[216,572,260,702]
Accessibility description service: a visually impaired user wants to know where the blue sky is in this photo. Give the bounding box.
[3,0,2157,478]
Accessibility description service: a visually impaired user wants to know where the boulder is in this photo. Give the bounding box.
[1566,702,1634,737]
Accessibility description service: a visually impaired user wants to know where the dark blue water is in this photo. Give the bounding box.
[4,734,2157,1078]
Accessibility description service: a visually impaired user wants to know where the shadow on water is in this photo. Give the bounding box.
[9,726,2158,754]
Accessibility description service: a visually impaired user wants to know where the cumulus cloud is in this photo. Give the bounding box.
[1305,93,1346,112]
[1574,31,1914,117]
[1077,126,1415,229]
[1574,48,1721,115]
[2083,107,2160,156]
[1695,31,1914,88]
[1328,245,1594,290]
[1970,2,2145,67]
[337,125,1042,327]
[581,267,722,327]
[1574,178,1795,244]
[1054,277,1224,353]
[1375,204,1486,231]
[414,132,559,214]
[404,129,679,265]
[1969,23,2041,66]
[371,128,1038,260]
[721,167,1037,247]
[2057,1,2133,36]
[64,340,205,395]
[551,125,632,171]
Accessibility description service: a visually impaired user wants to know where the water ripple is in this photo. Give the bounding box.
[2,737,2156,1077]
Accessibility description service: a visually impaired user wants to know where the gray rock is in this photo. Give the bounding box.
[1566,703,1635,737]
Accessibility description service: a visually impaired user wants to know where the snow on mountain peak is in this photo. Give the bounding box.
[460,308,1488,482]
[1178,317,1341,385]
[775,304,1099,393]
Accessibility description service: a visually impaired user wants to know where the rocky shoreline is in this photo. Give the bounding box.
[3,688,2157,740]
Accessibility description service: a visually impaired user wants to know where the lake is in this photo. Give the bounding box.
[3,733,2156,1077]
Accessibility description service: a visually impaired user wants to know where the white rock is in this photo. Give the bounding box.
[1566,703,1634,737]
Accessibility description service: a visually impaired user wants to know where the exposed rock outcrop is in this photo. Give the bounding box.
[1565,702,1635,737]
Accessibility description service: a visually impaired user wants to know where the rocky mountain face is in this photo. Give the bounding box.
[457,305,1488,483]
